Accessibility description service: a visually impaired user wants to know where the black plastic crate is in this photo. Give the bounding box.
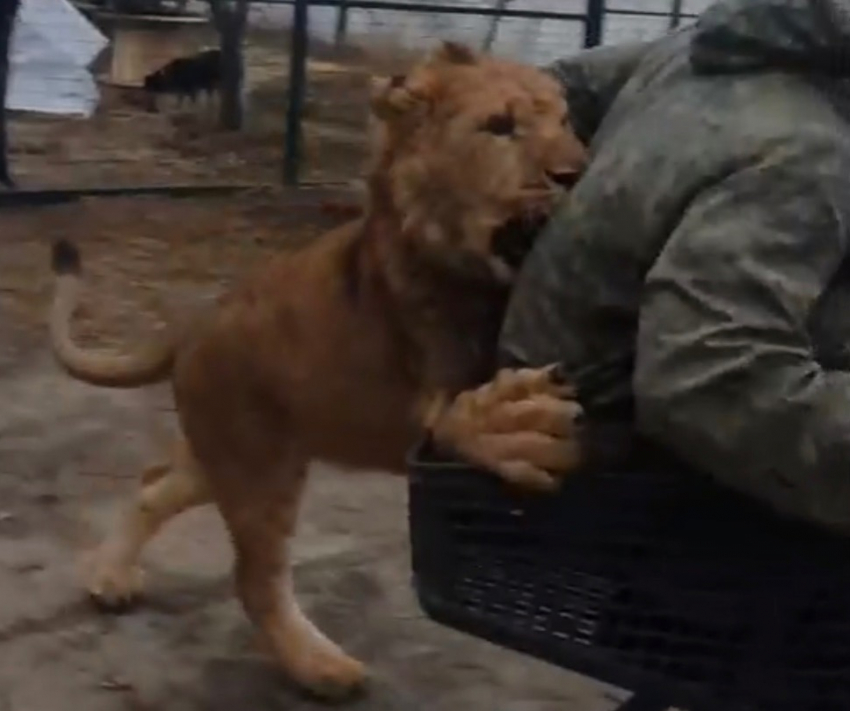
[407,438,850,711]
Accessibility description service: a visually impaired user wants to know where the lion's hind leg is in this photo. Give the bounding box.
[86,438,211,610]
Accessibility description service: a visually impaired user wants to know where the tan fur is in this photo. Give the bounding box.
[50,275,174,387]
[51,42,586,700]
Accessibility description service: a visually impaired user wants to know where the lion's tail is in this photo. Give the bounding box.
[49,239,176,389]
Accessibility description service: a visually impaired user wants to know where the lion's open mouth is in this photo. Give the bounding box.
[491,211,552,271]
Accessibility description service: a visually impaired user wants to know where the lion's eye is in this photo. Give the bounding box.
[480,113,516,137]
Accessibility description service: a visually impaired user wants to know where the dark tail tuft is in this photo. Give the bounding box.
[52,239,81,275]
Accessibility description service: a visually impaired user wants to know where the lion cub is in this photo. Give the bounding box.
[48,42,586,700]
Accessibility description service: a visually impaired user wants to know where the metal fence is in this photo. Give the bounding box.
[278,0,703,185]
[1,0,705,199]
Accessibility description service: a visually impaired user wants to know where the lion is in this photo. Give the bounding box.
[47,41,586,700]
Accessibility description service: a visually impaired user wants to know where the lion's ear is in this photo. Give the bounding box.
[369,73,433,122]
[431,40,478,65]
[369,43,473,123]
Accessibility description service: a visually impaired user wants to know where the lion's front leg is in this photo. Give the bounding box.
[426,364,585,492]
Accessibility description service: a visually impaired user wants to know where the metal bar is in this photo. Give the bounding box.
[284,0,310,186]
[0,183,256,209]
[668,0,684,28]
[334,0,349,46]
[260,0,587,22]
[258,0,697,23]
[584,0,604,47]
[0,181,358,209]
[607,7,696,20]
[0,0,21,188]
[482,0,509,52]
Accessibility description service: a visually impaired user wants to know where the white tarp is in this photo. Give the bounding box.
[6,0,108,117]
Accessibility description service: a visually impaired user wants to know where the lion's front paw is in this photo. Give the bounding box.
[430,364,583,492]
[84,547,145,612]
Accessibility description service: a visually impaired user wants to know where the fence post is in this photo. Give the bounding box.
[334,0,349,47]
[0,0,21,189]
[482,0,509,52]
[284,0,310,186]
[210,0,249,131]
[584,0,604,47]
[669,0,683,29]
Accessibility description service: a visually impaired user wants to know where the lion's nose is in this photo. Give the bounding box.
[546,169,582,190]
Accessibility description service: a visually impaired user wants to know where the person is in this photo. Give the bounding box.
[434,0,850,533]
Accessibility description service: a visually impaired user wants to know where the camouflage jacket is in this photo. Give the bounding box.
[498,0,850,531]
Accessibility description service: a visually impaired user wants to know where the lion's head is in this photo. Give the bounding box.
[367,41,587,284]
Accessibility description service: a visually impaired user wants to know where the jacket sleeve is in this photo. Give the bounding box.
[634,156,850,532]
[545,39,655,144]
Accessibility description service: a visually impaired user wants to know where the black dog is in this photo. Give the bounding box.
[143,48,222,112]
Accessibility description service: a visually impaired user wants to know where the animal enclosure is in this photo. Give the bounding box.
[5,0,703,192]
[0,3,704,711]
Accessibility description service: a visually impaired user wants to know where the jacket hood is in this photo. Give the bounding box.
[691,0,850,75]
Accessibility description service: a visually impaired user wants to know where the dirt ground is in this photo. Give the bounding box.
[0,192,626,711]
[7,31,384,188]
